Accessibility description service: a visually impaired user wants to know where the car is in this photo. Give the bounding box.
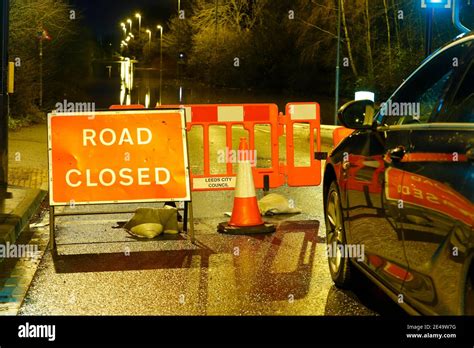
[323,31,474,315]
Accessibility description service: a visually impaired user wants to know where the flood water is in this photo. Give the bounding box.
[88,60,335,124]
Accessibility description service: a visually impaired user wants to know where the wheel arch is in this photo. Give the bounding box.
[323,163,337,210]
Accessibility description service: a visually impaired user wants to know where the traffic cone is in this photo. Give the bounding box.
[218,138,276,235]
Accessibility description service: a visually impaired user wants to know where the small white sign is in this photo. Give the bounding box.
[193,176,236,190]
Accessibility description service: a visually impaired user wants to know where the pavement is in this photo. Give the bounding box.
[0,122,404,316]
[0,124,49,314]
[8,124,49,190]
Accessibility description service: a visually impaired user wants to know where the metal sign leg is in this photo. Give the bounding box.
[183,201,188,232]
[188,201,195,244]
[49,206,56,252]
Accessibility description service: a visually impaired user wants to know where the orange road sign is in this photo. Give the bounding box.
[48,109,191,205]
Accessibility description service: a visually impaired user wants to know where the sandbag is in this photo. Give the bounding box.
[124,207,179,239]
[258,193,302,216]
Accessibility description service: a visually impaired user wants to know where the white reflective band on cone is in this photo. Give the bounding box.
[234,161,256,198]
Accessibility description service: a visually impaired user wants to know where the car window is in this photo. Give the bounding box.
[433,59,474,123]
[377,40,472,126]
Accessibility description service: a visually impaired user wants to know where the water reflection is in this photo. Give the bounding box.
[144,88,150,108]
[119,58,134,105]
[92,58,332,123]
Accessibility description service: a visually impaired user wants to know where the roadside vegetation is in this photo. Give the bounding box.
[7,0,473,128]
[8,0,94,128]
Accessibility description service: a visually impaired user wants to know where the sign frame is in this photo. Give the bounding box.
[47,108,195,251]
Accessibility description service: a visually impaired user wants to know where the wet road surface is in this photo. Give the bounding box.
[16,185,404,316]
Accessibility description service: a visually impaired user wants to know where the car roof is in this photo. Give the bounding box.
[375,32,473,123]
[392,32,474,94]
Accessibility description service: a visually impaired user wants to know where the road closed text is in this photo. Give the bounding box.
[65,167,170,187]
[65,127,170,188]
[48,111,190,204]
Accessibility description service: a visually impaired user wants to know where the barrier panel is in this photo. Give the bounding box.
[155,104,282,191]
[155,102,322,191]
[283,102,322,187]
[153,102,322,190]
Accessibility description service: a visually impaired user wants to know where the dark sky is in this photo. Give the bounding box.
[69,0,176,42]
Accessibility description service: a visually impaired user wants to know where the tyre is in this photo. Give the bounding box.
[325,180,354,288]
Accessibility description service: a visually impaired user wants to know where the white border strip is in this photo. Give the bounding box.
[47,109,191,206]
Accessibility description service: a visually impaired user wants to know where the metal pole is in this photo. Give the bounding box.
[452,0,469,34]
[214,0,218,89]
[39,36,43,107]
[334,0,341,125]
[138,17,141,37]
[425,8,434,57]
[0,0,9,195]
[159,28,163,106]
[177,0,181,83]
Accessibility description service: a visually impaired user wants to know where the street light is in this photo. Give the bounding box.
[421,0,451,8]
[135,13,142,37]
[120,22,127,36]
[334,0,341,125]
[127,18,132,32]
[157,25,163,105]
[146,29,152,52]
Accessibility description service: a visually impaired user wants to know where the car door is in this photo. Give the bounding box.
[396,38,474,314]
[341,111,410,295]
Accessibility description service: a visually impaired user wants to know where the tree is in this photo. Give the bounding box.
[9,0,90,123]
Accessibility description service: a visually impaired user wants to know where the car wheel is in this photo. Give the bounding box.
[325,180,353,288]
[465,268,473,315]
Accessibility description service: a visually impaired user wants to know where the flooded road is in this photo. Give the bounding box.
[88,60,335,124]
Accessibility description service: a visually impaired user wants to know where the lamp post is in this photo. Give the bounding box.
[421,0,452,57]
[146,29,151,52]
[121,22,127,37]
[127,18,132,33]
[334,0,341,125]
[157,25,163,105]
[135,13,142,37]
[0,0,9,195]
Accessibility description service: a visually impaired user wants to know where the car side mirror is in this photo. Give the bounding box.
[337,99,375,130]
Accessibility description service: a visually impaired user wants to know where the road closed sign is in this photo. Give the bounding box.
[48,109,191,205]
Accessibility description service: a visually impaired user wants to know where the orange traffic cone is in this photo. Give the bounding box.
[218,138,275,235]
